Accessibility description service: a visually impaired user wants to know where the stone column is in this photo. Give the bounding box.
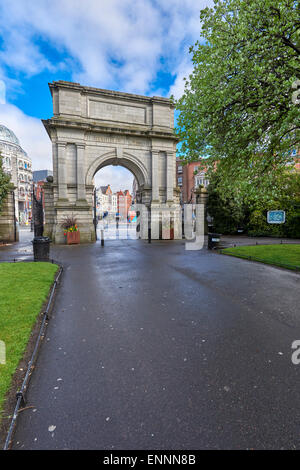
[173,207,182,239]
[162,208,170,239]
[151,207,160,239]
[195,187,209,234]
[76,143,87,203]
[43,182,54,239]
[57,142,68,201]
[151,150,159,202]
[166,151,174,202]
[0,191,18,242]
[52,141,58,185]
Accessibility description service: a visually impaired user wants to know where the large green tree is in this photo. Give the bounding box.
[176,0,300,201]
[0,154,13,214]
[207,165,300,236]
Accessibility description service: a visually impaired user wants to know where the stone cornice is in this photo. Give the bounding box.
[49,80,175,108]
[54,203,90,211]
[42,118,180,142]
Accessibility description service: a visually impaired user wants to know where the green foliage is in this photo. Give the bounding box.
[207,171,249,233]
[0,154,12,214]
[176,0,300,200]
[247,209,286,237]
[207,167,300,237]
[0,262,58,418]
[285,205,300,237]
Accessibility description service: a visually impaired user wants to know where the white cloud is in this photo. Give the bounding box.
[169,58,194,100]
[94,166,134,194]
[0,103,52,170]
[0,0,214,177]
[0,80,5,104]
[0,31,56,76]
[0,0,213,95]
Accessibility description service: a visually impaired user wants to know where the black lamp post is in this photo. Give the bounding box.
[31,185,51,261]
[148,199,152,243]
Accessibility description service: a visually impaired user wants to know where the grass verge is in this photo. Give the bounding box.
[0,262,58,421]
[220,244,300,271]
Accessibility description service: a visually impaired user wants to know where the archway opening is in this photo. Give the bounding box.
[93,164,139,241]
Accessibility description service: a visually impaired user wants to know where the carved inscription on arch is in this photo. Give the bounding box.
[89,100,146,125]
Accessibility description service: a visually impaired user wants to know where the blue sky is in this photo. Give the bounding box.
[0,0,212,191]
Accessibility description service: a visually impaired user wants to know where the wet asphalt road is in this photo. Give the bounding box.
[3,232,300,449]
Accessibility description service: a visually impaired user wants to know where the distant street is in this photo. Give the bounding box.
[1,231,300,449]
[97,221,137,240]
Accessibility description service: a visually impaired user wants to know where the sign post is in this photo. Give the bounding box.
[267,210,286,224]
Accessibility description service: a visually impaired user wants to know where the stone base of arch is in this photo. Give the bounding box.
[44,183,97,244]
[44,183,182,244]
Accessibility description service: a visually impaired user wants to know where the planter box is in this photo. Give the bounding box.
[66,231,80,245]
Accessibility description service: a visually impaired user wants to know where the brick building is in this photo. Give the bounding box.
[176,151,300,205]
[117,190,132,219]
[176,158,209,204]
[33,170,53,209]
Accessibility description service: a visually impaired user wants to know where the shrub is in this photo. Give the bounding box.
[60,215,78,233]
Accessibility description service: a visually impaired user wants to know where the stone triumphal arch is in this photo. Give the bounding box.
[42,81,181,243]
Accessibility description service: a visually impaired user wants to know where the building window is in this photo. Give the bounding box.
[178,176,182,186]
[177,165,182,173]
[195,176,206,187]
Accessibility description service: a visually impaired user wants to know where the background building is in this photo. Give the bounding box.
[176,152,299,205]
[176,158,209,204]
[33,169,53,183]
[96,185,117,218]
[117,190,132,219]
[96,185,132,220]
[0,124,33,224]
[33,170,53,210]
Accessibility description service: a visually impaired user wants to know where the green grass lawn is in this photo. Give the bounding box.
[220,244,300,271]
[0,262,58,419]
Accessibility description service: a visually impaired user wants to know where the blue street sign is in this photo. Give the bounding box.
[267,210,285,224]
